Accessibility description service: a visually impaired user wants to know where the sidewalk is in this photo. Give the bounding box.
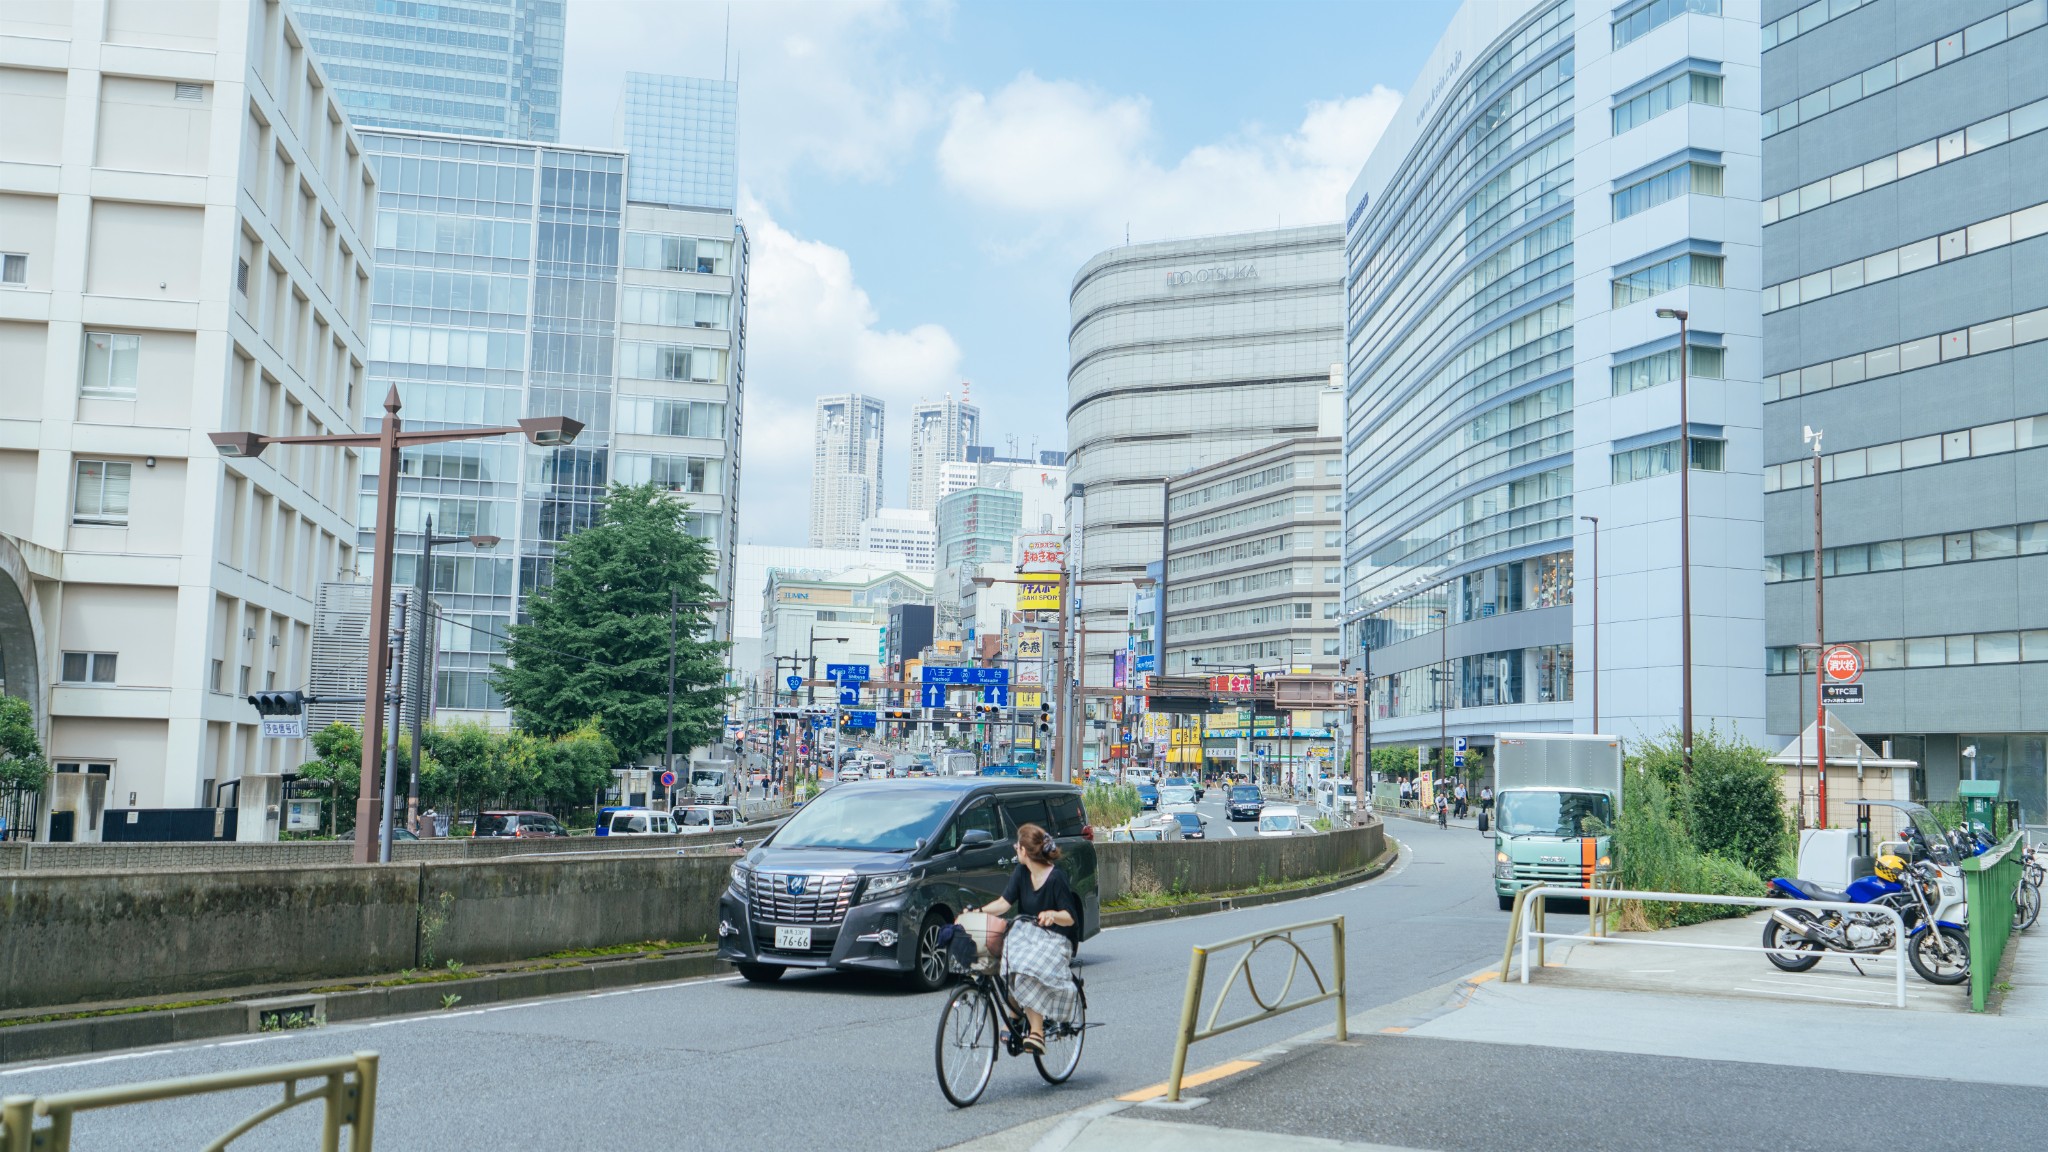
[2003,921,2048,1017]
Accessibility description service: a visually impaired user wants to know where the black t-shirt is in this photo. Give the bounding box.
[1001,863,1082,949]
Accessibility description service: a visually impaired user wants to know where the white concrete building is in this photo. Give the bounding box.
[859,507,936,573]
[906,393,979,513]
[935,459,980,504]
[810,393,884,549]
[0,0,376,834]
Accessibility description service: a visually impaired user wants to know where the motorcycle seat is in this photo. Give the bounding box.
[1776,878,1847,902]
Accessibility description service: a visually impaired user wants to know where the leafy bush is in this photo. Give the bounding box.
[1084,783,1141,831]
[0,696,48,792]
[1679,728,1794,878]
[1612,752,1769,930]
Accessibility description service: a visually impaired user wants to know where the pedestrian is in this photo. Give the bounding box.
[972,823,1082,1055]
[1454,781,1468,819]
[1480,784,1493,812]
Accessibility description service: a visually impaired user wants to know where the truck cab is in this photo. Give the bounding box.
[1492,734,1622,910]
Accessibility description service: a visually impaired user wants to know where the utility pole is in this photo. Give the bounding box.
[1806,425,1827,828]
[1656,307,1694,774]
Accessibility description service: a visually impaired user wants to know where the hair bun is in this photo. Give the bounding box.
[1017,821,1062,864]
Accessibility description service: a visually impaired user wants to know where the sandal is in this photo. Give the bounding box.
[1022,1031,1045,1055]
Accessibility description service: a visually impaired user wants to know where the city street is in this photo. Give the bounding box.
[0,822,1518,1151]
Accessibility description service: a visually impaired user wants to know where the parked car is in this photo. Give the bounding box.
[1225,784,1265,821]
[1157,781,1198,810]
[1136,782,1160,810]
[1257,805,1305,837]
[1169,811,1208,840]
[605,809,677,836]
[718,778,1099,990]
[474,810,568,838]
[1108,820,1173,842]
[837,765,865,783]
[676,804,742,834]
[1316,779,1358,821]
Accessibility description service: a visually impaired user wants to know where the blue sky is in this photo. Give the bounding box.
[562,0,1457,545]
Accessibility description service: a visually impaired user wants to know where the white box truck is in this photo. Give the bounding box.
[1491,733,1623,910]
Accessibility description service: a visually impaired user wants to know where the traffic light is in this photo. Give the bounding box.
[1037,701,1052,737]
[884,708,916,723]
[246,691,307,716]
[974,703,999,720]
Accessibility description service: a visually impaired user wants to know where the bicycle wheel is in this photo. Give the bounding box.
[1034,986,1086,1084]
[935,984,998,1108]
[2016,879,2041,932]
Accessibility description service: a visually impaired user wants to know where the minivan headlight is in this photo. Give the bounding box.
[728,861,752,895]
[860,872,912,903]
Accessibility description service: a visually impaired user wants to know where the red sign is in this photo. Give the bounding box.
[1822,645,1863,684]
[1206,674,1253,693]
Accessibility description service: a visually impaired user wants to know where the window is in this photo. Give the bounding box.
[1612,71,1723,136]
[1612,253,1722,308]
[625,233,732,275]
[1323,531,1342,547]
[0,253,24,285]
[60,652,117,684]
[1610,344,1725,395]
[173,82,204,100]
[72,460,132,525]
[1612,160,1724,220]
[1324,495,1342,512]
[1610,437,1726,485]
[236,258,249,295]
[82,333,140,397]
[1324,566,1341,583]
[1324,459,1342,476]
[1322,638,1341,655]
[1613,0,1720,47]
[238,665,251,694]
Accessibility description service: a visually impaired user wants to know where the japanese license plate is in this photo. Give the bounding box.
[774,926,812,951]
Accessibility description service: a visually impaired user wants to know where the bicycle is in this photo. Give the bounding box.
[933,953,1091,1107]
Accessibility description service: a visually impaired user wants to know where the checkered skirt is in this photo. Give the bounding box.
[1000,919,1080,1025]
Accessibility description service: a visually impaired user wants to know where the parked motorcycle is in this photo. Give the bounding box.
[1763,855,1969,985]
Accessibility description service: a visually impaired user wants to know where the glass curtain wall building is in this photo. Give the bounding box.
[293,0,564,141]
[1342,0,1766,756]
[1067,226,1346,687]
[1759,0,2048,823]
[357,132,624,716]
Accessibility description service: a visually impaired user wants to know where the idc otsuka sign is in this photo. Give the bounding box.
[1164,263,1257,287]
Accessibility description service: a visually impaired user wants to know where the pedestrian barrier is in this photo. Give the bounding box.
[1500,884,1910,1008]
[1164,916,1346,1102]
[0,1051,377,1152]
[1961,831,2026,1012]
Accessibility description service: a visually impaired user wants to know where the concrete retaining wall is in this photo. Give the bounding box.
[0,825,780,873]
[0,822,1387,1011]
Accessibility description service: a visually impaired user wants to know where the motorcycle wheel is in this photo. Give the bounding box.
[1761,917,1823,972]
[1908,925,1970,985]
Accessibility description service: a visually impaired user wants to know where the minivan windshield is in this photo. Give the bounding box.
[1230,786,1261,800]
[770,787,955,852]
[1159,785,1196,804]
[1498,790,1614,837]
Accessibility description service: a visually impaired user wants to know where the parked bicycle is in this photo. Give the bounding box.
[934,952,1090,1107]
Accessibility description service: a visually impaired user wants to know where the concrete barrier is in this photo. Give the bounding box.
[0,821,1385,1012]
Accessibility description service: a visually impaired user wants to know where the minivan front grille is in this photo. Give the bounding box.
[750,871,855,924]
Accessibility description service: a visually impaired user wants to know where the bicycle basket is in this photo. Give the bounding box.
[954,910,1008,963]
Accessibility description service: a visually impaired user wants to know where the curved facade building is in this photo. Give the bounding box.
[1343,0,1767,753]
[1067,226,1345,675]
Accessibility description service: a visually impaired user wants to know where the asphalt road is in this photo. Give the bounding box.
[0,815,1515,1152]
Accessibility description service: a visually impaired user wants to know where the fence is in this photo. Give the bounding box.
[1164,916,1346,1102]
[1499,884,1911,1008]
[0,1051,377,1152]
[1961,832,2026,1012]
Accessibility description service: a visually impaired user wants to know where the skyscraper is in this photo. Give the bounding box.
[292,0,564,141]
[812,395,886,549]
[907,393,980,512]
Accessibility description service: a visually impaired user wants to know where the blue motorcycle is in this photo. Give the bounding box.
[1763,855,1969,984]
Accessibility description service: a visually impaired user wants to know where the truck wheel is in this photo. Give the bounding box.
[736,962,785,984]
[1498,894,1515,911]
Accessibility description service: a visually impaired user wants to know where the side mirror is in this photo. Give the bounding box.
[959,829,994,848]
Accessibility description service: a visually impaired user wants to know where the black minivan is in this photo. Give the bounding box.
[716,778,1099,990]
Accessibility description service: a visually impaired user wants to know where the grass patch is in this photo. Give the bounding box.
[0,998,233,1029]
[542,938,707,960]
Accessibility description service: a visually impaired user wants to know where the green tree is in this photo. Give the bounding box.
[422,720,502,815]
[539,720,617,810]
[297,722,364,833]
[492,483,732,761]
[1680,728,1793,877]
[0,695,48,792]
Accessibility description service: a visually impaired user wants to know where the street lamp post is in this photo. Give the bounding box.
[1794,641,1823,828]
[1655,307,1694,774]
[1429,607,1450,786]
[1804,424,1828,827]
[212,387,581,864]
[973,570,1152,785]
[1579,514,1600,733]
[408,514,499,835]
[665,593,729,807]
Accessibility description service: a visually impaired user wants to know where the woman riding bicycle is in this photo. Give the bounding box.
[972,823,1081,1055]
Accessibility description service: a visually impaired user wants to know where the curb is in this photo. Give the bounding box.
[0,951,731,1067]
[1099,841,1401,929]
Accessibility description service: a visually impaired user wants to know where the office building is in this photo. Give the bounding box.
[860,508,937,573]
[1759,0,2048,823]
[292,0,563,141]
[935,459,981,504]
[907,393,980,512]
[811,393,886,548]
[614,72,748,647]
[0,0,375,834]
[1343,0,1766,757]
[1067,225,1346,684]
[758,566,931,691]
[1164,386,1346,676]
[934,486,1023,642]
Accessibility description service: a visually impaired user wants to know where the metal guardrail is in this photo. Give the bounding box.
[1502,884,1910,1008]
[1961,831,2026,1013]
[0,1051,377,1152]
[1165,916,1346,1102]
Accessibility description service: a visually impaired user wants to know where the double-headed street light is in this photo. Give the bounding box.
[1655,306,1694,774]
[213,386,582,864]
[408,514,499,837]
[667,594,729,804]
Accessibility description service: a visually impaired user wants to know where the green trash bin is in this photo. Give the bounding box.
[1957,780,2001,838]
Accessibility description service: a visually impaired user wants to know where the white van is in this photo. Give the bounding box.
[1316,779,1358,821]
[675,804,741,834]
[605,809,677,836]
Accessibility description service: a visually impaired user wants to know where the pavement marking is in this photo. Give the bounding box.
[1465,970,1498,986]
[1116,1059,1261,1102]
[1378,1026,1409,1034]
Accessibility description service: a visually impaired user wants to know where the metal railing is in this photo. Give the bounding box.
[1165,916,1346,1102]
[1,1051,377,1152]
[1501,884,1910,1007]
[1961,831,2026,1012]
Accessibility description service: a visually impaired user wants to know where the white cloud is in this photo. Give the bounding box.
[735,192,962,545]
[936,76,1402,245]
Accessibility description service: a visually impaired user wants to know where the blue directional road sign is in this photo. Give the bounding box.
[839,685,861,706]
[826,663,870,683]
[921,665,969,685]
[847,710,877,729]
[921,683,948,709]
[966,667,1010,686]
[785,675,802,692]
[982,684,1010,707]
[809,714,829,730]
